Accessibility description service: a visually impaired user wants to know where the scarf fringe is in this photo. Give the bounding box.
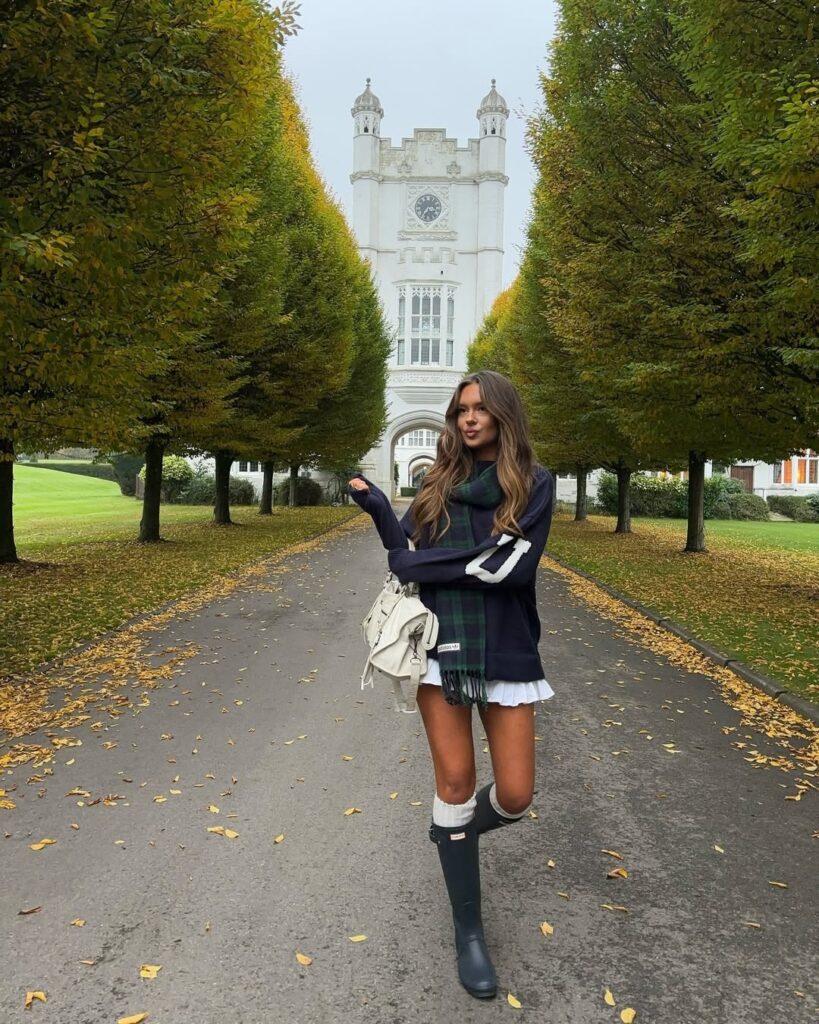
[441,669,489,709]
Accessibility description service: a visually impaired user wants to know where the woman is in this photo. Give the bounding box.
[348,370,554,1000]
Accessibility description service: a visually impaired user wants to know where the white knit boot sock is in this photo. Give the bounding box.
[432,791,477,828]
[489,782,528,821]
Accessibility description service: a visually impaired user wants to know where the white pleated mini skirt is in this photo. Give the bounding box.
[420,657,555,706]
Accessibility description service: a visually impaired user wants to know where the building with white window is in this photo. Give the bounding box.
[350,79,508,493]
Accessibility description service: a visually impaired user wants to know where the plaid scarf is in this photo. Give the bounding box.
[434,462,503,707]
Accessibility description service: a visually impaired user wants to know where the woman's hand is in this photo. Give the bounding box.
[348,477,369,493]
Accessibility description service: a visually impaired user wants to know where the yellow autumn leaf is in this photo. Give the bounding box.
[604,988,616,1006]
[539,921,554,936]
[139,964,162,979]
[348,934,367,942]
[208,805,220,814]
[507,992,522,1008]
[79,959,96,966]
[0,798,16,810]
[70,918,86,927]
[25,991,47,1008]
[714,845,724,854]
[152,795,167,804]
[409,800,422,806]
[296,952,313,965]
[601,903,628,913]
[207,826,225,836]
[169,789,181,796]
[547,858,556,869]
[274,834,285,844]
[601,849,623,860]
[341,755,353,762]
[389,792,398,800]
[224,828,239,839]
[768,881,788,888]
[118,1014,149,1024]
[29,838,56,851]
[607,867,629,879]
[620,1008,636,1023]
[344,807,361,816]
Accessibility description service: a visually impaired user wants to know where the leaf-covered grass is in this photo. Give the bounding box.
[547,514,819,702]
[2,466,358,677]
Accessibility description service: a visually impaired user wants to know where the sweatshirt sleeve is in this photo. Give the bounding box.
[348,474,410,550]
[386,470,553,590]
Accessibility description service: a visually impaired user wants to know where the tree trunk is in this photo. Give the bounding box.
[288,463,299,508]
[138,438,166,543]
[685,450,707,553]
[615,463,632,534]
[213,451,234,525]
[574,464,588,522]
[0,438,18,564]
[259,461,274,515]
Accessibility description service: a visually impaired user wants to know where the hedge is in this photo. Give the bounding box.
[274,475,324,506]
[596,473,753,519]
[22,460,116,483]
[766,495,819,522]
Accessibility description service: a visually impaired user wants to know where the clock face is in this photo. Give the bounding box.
[414,192,442,223]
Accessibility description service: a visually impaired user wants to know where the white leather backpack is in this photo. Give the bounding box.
[360,543,439,713]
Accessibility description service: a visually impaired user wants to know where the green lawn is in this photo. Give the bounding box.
[14,464,208,546]
[1,465,359,682]
[547,514,819,702]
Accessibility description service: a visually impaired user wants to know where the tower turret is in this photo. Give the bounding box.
[350,79,383,266]
[475,80,508,317]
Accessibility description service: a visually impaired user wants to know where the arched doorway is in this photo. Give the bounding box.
[387,411,445,498]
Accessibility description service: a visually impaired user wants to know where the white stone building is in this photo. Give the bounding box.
[350,79,509,494]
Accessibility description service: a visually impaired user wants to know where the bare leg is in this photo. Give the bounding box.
[477,702,536,815]
[417,683,476,804]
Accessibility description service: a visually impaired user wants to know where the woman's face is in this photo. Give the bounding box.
[456,382,499,461]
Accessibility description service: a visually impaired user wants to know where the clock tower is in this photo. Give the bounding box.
[350,80,509,493]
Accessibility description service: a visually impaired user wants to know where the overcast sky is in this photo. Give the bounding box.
[284,0,559,287]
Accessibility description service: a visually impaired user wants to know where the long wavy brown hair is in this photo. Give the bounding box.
[410,370,536,543]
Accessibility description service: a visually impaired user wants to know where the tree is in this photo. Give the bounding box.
[535,0,814,551]
[678,0,819,383]
[0,0,297,561]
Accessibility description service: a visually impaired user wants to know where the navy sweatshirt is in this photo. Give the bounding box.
[350,464,554,682]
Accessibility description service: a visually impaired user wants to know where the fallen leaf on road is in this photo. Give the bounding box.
[601,903,628,913]
[348,935,367,942]
[539,921,554,936]
[118,1015,149,1024]
[714,845,724,854]
[601,849,623,860]
[274,834,285,844]
[70,919,85,927]
[621,1009,636,1023]
[557,892,569,900]
[604,988,616,1006]
[79,959,96,966]
[18,907,42,916]
[389,792,398,800]
[743,921,761,928]
[296,952,313,965]
[24,991,47,1008]
[507,993,522,1008]
[29,838,56,851]
[768,881,788,888]
[207,826,239,839]
[607,868,629,880]
[0,798,16,809]
[51,737,81,748]
[152,796,167,804]
[344,807,362,816]
[547,858,556,868]
[341,756,353,762]
[102,741,118,750]
[409,801,422,807]
[208,805,220,814]
[139,965,162,979]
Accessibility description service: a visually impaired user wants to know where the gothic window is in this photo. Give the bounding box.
[398,286,453,366]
